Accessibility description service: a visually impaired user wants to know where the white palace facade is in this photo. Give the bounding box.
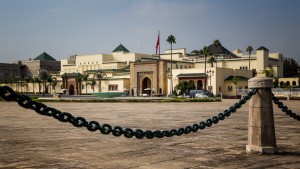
[1,43,284,97]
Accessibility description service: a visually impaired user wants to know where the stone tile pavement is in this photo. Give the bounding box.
[0,99,299,169]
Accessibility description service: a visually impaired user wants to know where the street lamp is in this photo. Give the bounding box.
[206,70,214,93]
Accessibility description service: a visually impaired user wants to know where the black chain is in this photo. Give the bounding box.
[272,93,300,121]
[0,86,257,139]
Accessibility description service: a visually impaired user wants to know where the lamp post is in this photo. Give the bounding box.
[206,70,214,93]
[167,71,172,96]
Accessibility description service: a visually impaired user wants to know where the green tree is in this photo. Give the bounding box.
[246,46,253,70]
[263,68,273,77]
[230,76,238,96]
[208,56,216,67]
[82,74,89,94]
[212,39,221,67]
[38,69,50,96]
[175,81,188,95]
[166,34,176,95]
[34,77,41,94]
[49,77,58,94]
[175,80,196,96]
[187,80,196,91]
[200,46,211,90]
[283,57,299,77]
[90,78,96,93]
[94,71,106,92]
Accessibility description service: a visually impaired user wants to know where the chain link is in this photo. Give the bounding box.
[0,86,257,139]
[272,93,300,121]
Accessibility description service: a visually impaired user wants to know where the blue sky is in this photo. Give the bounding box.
[0,0,300,63]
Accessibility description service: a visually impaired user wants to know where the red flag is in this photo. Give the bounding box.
[155,34,160,55]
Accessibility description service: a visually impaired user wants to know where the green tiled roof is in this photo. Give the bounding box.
[177,73,207,78]
[85,69,129,73]
[207,44,238,58]
[34,52,56,61]
[112,44,130,53]
[224,76,249,81]
[122,65,130,70]
[61,73,82,77]
[257,46,269,51]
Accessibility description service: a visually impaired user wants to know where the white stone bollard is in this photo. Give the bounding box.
[246,77,278,154]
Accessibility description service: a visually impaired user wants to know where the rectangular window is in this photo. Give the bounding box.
[108,84,118,91]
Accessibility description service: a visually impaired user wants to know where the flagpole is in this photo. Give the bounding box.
[159,31,160,60]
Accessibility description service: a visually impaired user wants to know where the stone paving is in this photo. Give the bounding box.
[0,99,299,169]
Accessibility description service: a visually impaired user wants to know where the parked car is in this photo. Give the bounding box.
[189,90,214,98]
[195,93,209,98]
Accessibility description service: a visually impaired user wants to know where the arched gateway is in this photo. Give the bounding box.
[69,85,75,95]
[142,77,151,96]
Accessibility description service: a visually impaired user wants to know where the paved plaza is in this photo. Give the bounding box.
[0,99,299,169]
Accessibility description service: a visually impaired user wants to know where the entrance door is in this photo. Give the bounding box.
[142,77,151,96]
[69,85,75,95]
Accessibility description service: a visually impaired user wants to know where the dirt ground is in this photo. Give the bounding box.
[0,99,299,169]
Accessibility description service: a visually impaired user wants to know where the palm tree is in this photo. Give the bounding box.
[200,46,211,90]
[26,75,34,94]
[166,34,176,95]
[230,76,238,96]
[94,71,106,92]
[23,75,32,94]
[208,56,216,67]
[90,78,96,93]
[49,77,58,94]
[212,39,221,67]
[34,77,40,94]
[38,69,50,96]
[82,74,89,94]
[246,46,253,70]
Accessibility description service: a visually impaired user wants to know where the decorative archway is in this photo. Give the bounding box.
[197,80,203,90]
[142,77,151,96]
[69,85,75,95]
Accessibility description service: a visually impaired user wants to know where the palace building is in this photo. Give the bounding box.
[1,43,284,97]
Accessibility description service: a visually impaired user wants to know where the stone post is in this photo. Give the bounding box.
[246,77,278,154]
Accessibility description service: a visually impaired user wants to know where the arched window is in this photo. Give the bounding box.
[82,84,85,89]
[292,81,296,86]
[280,81,285,87]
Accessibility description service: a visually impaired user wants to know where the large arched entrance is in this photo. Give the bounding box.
[142,77,151,96]
[69,85,75,95]
[197,80,203,90]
